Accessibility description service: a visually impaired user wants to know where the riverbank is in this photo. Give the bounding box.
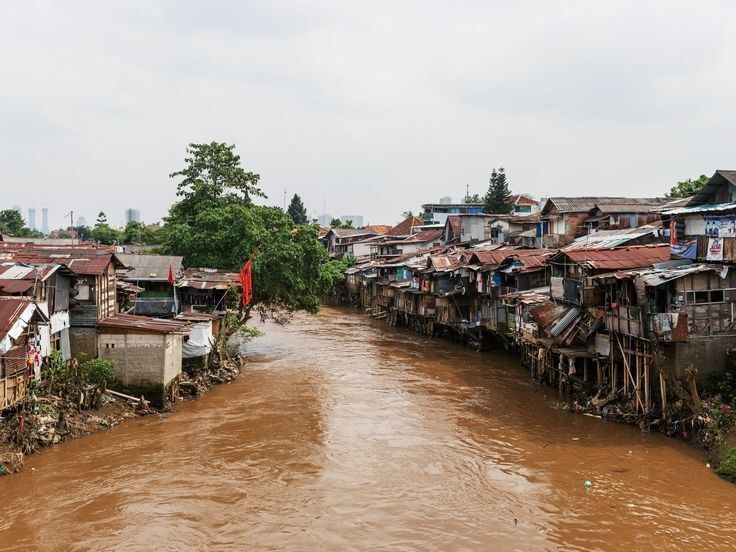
[0,357,242,476]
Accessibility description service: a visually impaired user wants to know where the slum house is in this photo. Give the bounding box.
[175,311,219,370]
[501,215,543,248]
[592,262,736,397]
[0,262,77,360]
[323,228,381,258]
[97,314,190,403]
[421,201,485,225]
[462,248,555,342]
[547,243,672,306]
[510,244,673,395]
[442,214,509,245]
[2,249,126,359]
[373,230,444,261]
[662,170,736,263]
[0,298,48,410]
[509,194,540,215]
[540,197,668,247]
[176,268,241,314]
[116,253,184,317]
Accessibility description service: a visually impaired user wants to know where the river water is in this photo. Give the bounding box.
[1,307,736,550]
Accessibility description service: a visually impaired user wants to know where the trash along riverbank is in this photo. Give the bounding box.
[0,354,242,476]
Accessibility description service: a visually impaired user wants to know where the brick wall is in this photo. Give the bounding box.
[70,327,98,359]
[98,332,182,387]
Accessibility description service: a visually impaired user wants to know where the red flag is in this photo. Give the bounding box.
[239,258,253,307]
[167,265,175,284]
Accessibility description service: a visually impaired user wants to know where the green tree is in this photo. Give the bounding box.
[287,194,308,224]
[0,209,44,237]
[401,210,414,219]
[168,141,264,223]
[484,167,512,214]
[90,221,122,245]
[122,220,162,244]
[0,209,26,235]
[330,218,342,227]
[669,174,709,198]
[464,193,483,204]
[162,141,334,320]
[97,211,107,225]
[75,225,92,240]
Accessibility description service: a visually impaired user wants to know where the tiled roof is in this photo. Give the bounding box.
[402,230,443,243]
[389,216,423,237]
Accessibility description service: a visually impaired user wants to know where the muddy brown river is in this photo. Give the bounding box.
[1,307,736,550]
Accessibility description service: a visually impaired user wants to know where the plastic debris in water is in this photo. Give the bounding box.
[706,463,711,468]
[584,480,592,489]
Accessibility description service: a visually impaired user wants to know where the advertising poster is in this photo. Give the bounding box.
[705,216,736,237]
[707,237,724,261]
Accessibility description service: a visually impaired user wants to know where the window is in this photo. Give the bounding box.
[688,290,725,304]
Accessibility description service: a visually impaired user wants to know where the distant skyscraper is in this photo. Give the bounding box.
[340,215,364,227]
[125,208,141,224]
[27,208,36,230]
[41,207,49,234]
[76,216,88,228]
[316,213,332,227]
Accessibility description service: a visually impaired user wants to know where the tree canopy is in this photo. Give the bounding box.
[0,209,27,235]
[91,220,121,245]
[123,221,162,244]
[484,167,512,214]
[330,218,354,229]
[287,194,308,224]
[161,141,341,320]
[669,174,709,198]
[0,209,43,237]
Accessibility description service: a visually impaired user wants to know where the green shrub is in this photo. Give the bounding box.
[80,359,116,386]
[716,447,736,481]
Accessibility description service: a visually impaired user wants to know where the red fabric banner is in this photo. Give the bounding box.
[239,259,253,307]
[167,265,175,284]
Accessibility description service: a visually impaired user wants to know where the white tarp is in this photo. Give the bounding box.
[0,302,37,354]
[50,310,70,334]
[182,321,214,359]
[38,324,51,359]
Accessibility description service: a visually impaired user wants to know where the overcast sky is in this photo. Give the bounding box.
[2,1,735,229]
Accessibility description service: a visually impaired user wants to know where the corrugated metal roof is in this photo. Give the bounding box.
[543,197,667,214]
[560,244,671,270]
[98,314,190,334]
[117,254,184,281]
[0,298,34,343]
[688,170,736,206]
[662,201,736,216]
[591,263,720,286]
[0,280,35,293]
[176,268,240,290]
[563,226,658,250]
[551,307,583,337]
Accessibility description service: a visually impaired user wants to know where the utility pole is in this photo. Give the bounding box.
[67,210,74,251]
